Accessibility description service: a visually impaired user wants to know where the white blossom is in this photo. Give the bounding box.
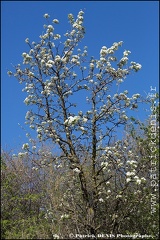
[100,46,107,56]
[96,74,102,80]
[130,62,142,71]
[37,127,42,133]
[64,116,80,126]
[18,152,27,158]
[121,114,128,121]
[55,55,61,62]
[132,93,140,99]
[90,63,94,69]
[78,10,84,16]
[127,160,137,166]
[43,13,50,18]
[101,162,109,168]
[73,168,81,173]
[89,80,94,83]
[28,71,34,77]
[22,52,27,57]
[32,167,38,171]
[79,126,85,131]
[25,38,29,43]
[126,171,135,177]
[40,33,49,39]
[22,143,29,150]
[116,195,123,198]
[117,79,123,83]
[71,55,79,64]
[141,177,146,182]
[124,90,128,94]
[46,63,53,68]
[99,198,104,202]
[82,117,88,123]
[64,90,72,96]
[123,50,131,56]
[136,179,142,185]
[54,34,61,40]
[126,178,132,183]
[52,234,60,239]
[60,214,70,220]
[24,97,30,105]
[7,71,13,76]
[52,19,59,24]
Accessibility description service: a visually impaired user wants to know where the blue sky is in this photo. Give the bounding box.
[1,1,159,151]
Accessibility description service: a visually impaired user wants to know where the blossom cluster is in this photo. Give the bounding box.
[64,115,87,126]
[9,11,144,196]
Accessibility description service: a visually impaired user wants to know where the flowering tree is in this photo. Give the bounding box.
[7,11,158,238]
